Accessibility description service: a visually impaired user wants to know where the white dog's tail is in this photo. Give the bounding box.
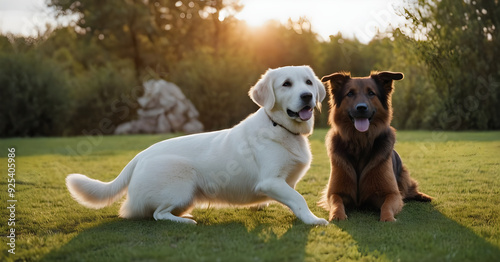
[66,157,138,209]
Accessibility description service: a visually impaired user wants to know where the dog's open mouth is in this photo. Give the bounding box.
[349,112,375,132]
[287,106,313,121]
[353,118,370,132]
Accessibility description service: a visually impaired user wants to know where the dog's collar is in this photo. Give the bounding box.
[266,112,300,136]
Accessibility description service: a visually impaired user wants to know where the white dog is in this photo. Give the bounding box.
[66,66,328,225]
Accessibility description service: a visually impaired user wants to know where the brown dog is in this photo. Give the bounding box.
[319,71,432,222]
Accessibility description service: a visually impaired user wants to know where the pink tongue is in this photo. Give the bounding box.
[354,118,370,132]
[299,108,313,121]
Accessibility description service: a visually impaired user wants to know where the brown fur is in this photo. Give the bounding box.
[319,71,432,222]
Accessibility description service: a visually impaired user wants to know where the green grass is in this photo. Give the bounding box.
[1,130,499,261]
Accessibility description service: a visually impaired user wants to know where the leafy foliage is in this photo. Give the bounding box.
[0,52,70,137]
[169,50,261,130]
[0,0,498,136]
[403,0,500,129]
[67,64,139,135]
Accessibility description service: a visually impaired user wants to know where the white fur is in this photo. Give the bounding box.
[66,66,328,225]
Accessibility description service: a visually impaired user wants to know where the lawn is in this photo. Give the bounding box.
[1,130,499,261]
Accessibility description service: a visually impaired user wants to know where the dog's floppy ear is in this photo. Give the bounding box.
[371,71,404,95]
[249,69,275,109]
[304,66,326,110]
[315,77,327,110]
[321,72,351,107]
[371,71,403,109]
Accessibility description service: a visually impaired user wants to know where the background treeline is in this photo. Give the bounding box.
[0,0,498,137]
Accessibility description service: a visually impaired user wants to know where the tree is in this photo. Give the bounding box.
[370,29,438,129]
[48,0,224,79]
[403,0,500,129]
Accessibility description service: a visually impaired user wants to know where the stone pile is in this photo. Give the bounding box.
[115,79,204,134]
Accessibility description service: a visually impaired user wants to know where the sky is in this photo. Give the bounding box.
[0,0,407,43]
[0,0,59,36]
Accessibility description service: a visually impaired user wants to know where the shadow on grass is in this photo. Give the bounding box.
[42,213,313,261]
[334,202,500,261]
[40,204,500,261]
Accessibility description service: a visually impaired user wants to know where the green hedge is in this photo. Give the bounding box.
[169,51,262,131]
[66,64,139,136]
[0,52,70,137]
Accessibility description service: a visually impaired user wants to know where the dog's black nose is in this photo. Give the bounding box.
[356,103,368,112]
[301,92,313,103]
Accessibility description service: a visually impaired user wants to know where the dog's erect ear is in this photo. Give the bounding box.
[371,71,404,94]
[321,72,351,107]
[321,72,351,94]
[378,71,404,81]
[371,71,404,109]
[249,69,276,109]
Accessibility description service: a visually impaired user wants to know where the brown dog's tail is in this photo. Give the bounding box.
[393,150,433,202]
[401,175,433,202]
[404,178,433,202]
[408,192,433,202]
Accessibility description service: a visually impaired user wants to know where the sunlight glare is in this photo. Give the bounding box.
[235,1,283,27]
[234,0,406,42]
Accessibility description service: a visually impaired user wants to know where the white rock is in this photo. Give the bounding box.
[115,80,203,135]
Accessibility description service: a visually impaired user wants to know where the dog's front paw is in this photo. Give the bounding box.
[315,218,329,226]
[380,216,396,222]
[305,217,329,226]
[302,215,329,226]
[380,209,397,222]
[329,209,347,221]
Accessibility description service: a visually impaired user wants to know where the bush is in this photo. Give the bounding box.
[169,50,263,130]
[67,63,139,135]
[0,52,70,137]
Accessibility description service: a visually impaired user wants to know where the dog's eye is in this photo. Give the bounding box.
[368,90,376,96]
[306,79,313,85]
[346,91,354,97]
[282,81,292,87]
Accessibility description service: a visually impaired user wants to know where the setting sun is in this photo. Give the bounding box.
[235,0,290,27]
[235,0,406,42]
